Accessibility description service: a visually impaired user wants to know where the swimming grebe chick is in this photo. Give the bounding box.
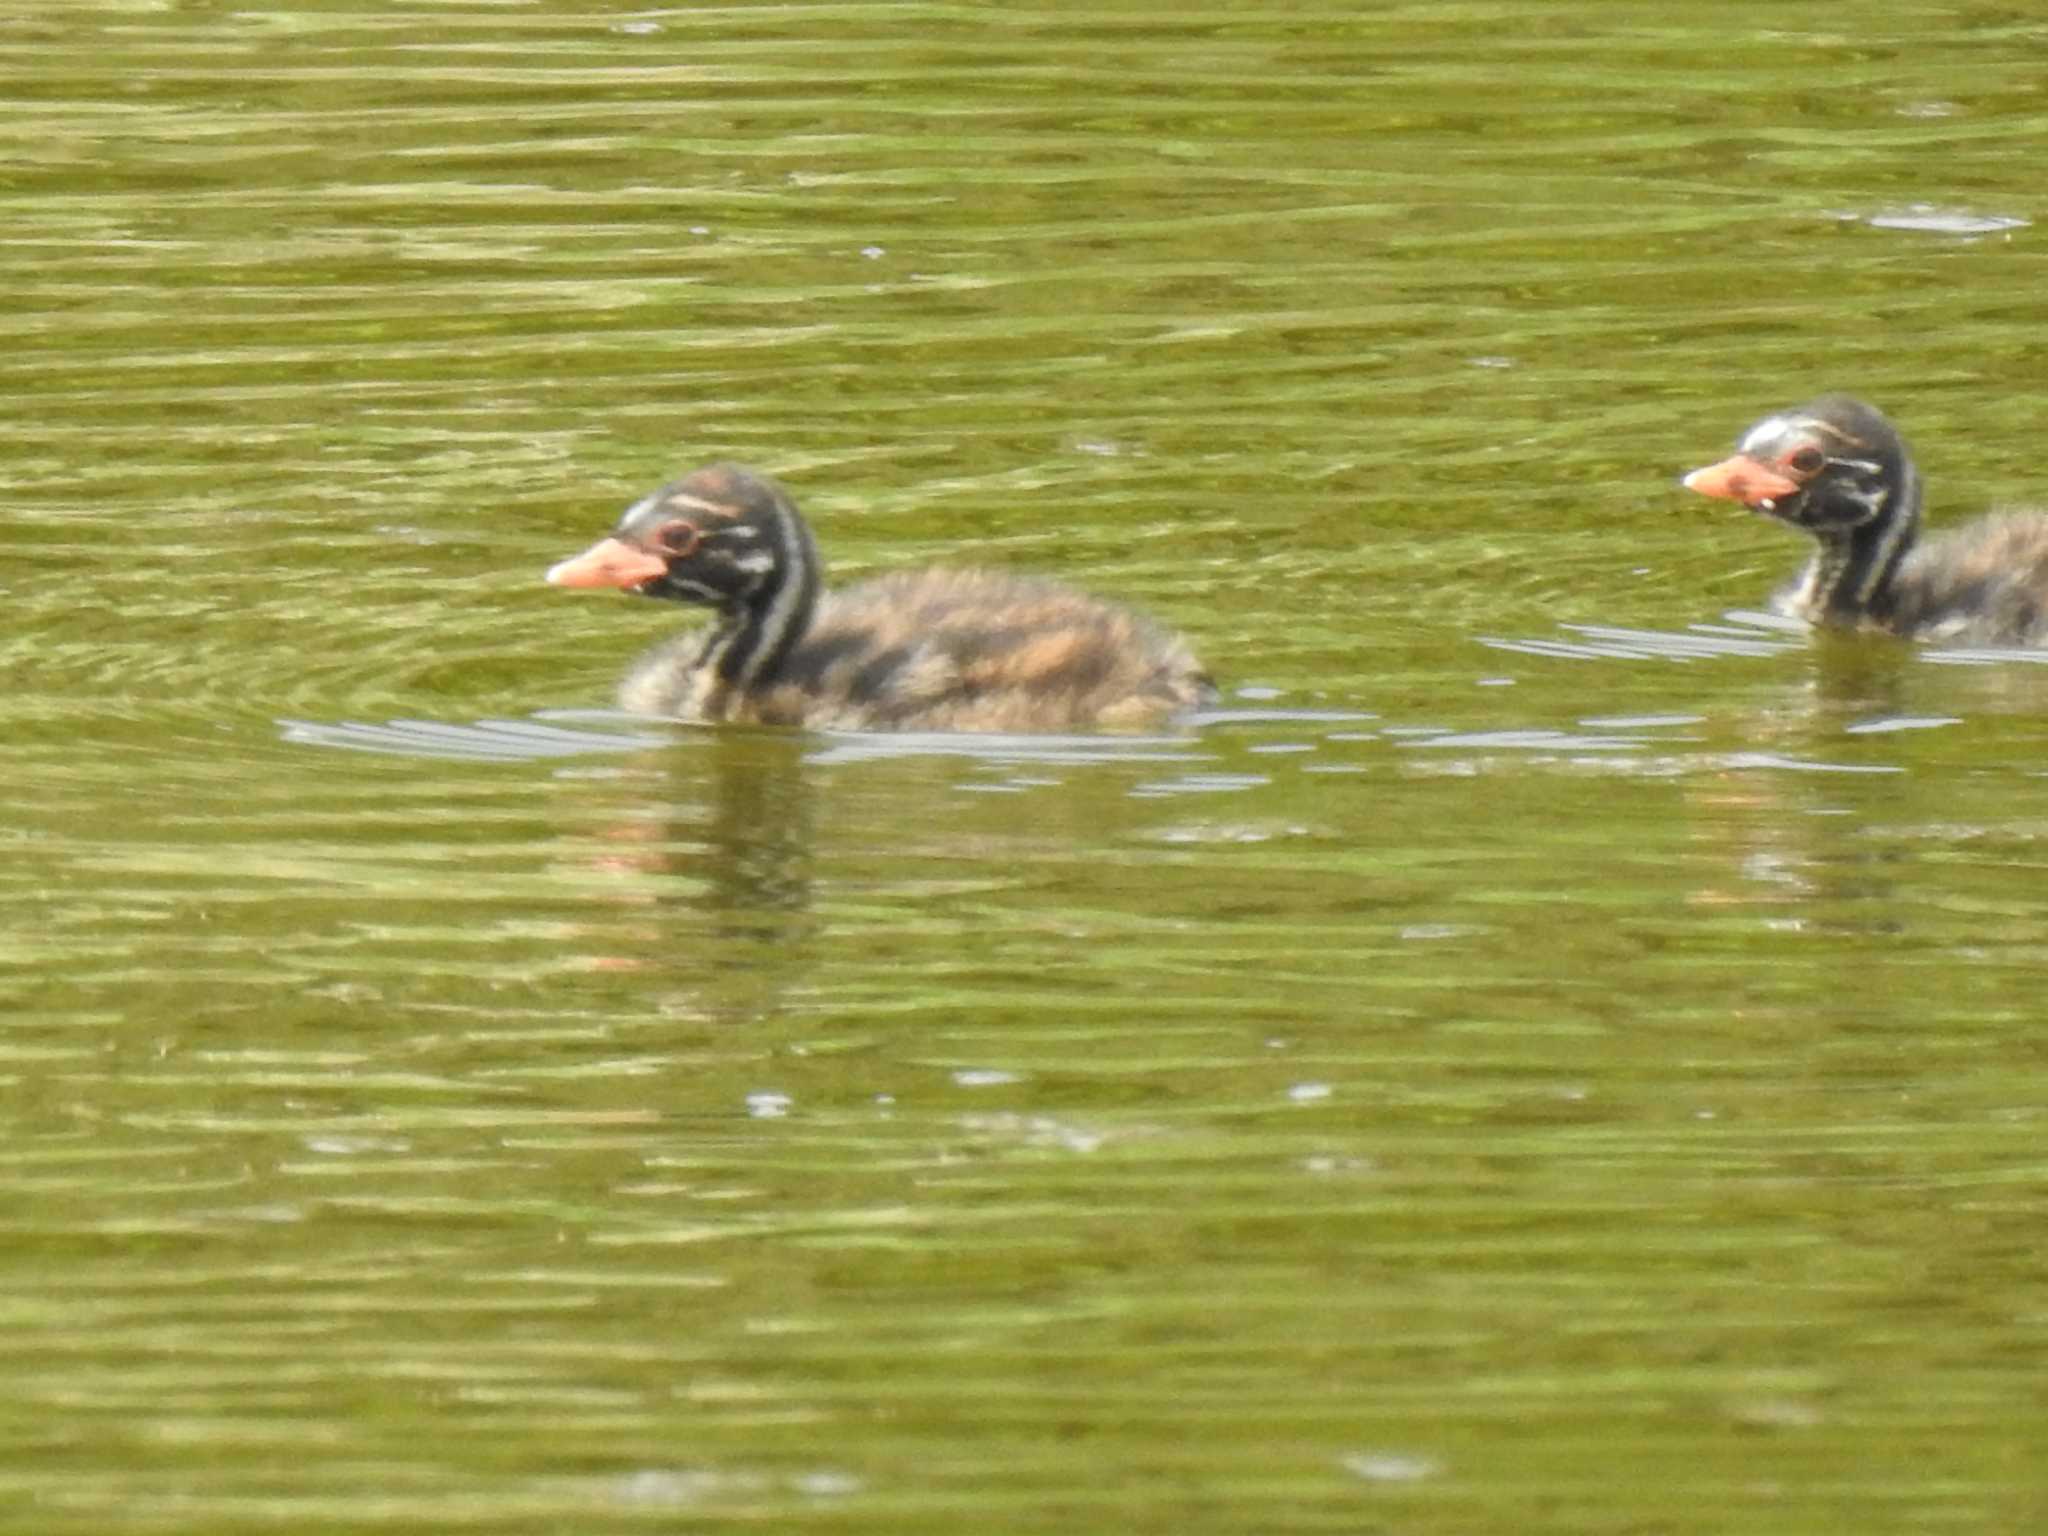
[546,464,1214,731]
[1683,395,2048,645]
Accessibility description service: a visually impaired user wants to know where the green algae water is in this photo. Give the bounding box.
[4,2,2048,1530]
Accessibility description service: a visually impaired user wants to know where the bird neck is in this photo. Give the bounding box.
[694,502,823,715]
[1793,457,1922,625]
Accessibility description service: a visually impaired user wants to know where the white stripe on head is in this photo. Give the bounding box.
[624,488,730,524]
[659,493,731,518]
[621,489,669,522]
[1740,416,1790,454]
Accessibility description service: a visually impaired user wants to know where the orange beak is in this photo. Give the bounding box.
[1682,454,1801,508]
[546,537,669,590]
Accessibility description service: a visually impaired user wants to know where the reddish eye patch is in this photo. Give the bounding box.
[656,520,702,557]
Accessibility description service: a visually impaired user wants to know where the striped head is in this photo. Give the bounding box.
[1682,395,1915,537]
[549,464,817,606]
[548,464,823,696]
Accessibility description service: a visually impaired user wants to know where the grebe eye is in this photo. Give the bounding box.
[655,519,701,556]
[1786,446,1826,475]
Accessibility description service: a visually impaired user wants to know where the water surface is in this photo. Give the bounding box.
[5,2,2048,1531]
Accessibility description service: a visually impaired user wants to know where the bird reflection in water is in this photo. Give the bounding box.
[563,729,817,1025]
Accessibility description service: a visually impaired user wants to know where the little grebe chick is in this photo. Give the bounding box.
[546,464,1215,731]
[1683,395,2048,645]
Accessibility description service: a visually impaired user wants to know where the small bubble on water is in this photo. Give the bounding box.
[953,1068,1021,1087]
[1341,1451,1441,1482]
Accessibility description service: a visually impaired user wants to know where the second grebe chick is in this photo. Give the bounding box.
[1683,395,2048,645]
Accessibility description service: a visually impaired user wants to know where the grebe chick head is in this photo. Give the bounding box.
[1683,395,1914,537]
[546,464,818,613]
